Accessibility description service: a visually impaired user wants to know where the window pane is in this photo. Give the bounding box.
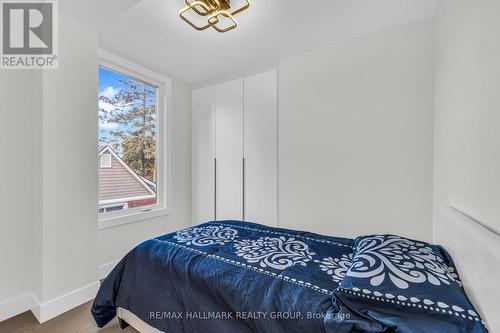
[98,66,158,214]
[100,153,112,168]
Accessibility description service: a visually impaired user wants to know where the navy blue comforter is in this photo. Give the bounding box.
[92,221,488,333]
[93,221,357,332]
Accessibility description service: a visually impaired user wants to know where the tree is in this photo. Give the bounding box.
[99,79,157,181]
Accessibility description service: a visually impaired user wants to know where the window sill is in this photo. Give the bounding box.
[98,207,171,230]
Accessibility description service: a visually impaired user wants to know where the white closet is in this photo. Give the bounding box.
[192,70,277,226]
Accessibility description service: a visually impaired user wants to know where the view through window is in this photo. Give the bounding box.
[98,66,158,215]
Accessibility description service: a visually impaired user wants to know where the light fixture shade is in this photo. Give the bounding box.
[179,0,250,33]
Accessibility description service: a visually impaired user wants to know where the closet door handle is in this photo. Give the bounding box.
[242,157,246,221]
[214,158,217,222]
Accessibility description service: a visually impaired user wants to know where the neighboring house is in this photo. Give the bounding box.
[98,146,156,213]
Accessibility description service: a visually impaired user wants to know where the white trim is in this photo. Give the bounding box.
[98,49,171,84]
[0,282,100,324]
[140,176,157,189]
[98,260,121,280]
[98,206,170,230]
[98,146,156,196]
[100,202,128,209]
[97,50,172,229]
[99,195,155,206]
[100,153,112,168]
[0,293,37,322]
[32,282,100,324]
[99,203,129,214]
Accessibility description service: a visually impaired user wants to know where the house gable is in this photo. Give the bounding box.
[99,146,156,203]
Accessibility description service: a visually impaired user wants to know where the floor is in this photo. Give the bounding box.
[0,301,138,333]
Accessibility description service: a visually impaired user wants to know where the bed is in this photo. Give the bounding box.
[92,209,496,333]
[434,206,500,333]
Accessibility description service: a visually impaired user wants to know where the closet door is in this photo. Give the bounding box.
[244,70,278,226]
[215,79,244,221]
[192,86,216,224]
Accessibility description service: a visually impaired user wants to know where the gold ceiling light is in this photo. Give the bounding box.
[180,0,250,33]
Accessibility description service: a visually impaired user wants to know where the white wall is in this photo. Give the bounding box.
[0,15,192,322]
[38,16,192,305]
[0,70,40,304]
[37,16,99,303]
[434,0,500,235]
[278,20,434,241]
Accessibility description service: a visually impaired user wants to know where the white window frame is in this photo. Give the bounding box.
[98,49,173,230]
[100,153,112,168]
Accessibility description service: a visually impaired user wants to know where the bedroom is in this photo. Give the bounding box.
[0,0,499,332]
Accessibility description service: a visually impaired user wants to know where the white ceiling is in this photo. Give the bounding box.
[61,0,440,84]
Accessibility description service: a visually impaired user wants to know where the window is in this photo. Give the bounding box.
[98,50,171,229]
[99,203,128,213]
[100,153,112,168]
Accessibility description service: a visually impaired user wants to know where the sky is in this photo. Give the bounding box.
[98,66,156,152]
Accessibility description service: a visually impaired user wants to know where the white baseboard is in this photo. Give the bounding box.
[32,281,100,323]
[98,259,120,280]
[1,282,101,324]
[0,293,37,322]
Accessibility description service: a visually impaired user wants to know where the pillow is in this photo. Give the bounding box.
[333,235,488,333]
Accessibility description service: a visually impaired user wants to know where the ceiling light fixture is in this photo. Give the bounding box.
[180,0,250,33]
